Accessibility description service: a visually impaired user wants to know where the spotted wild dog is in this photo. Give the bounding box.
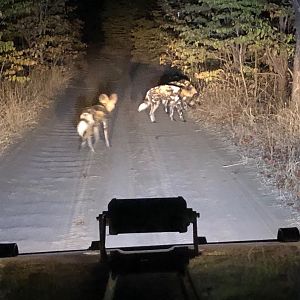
[77,93,118,152]
[138,82,198,122]
[168,79,198,109]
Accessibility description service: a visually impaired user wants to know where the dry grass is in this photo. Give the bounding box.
[0,67,73,154]
[189,243,300,299]
[189,78,300,204]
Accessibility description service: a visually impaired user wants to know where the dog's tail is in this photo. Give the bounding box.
[77,120,88,138]
[138,102,150,112]
[138,93,152,112]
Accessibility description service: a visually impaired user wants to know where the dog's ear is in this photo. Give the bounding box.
[109,93,118,104]
[99,94,109,104]
[104,94,118,112]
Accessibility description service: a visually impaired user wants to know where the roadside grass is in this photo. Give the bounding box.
[0,67,73,155]
[189,79,300,204]
[189,243,300,300]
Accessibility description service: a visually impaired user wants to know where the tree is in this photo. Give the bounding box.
[155,0,294,105]
[0,0,84,82]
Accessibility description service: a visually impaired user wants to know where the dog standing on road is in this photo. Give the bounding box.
[138,82,197,122]
[77,93,118,152]
[168,79,198,109]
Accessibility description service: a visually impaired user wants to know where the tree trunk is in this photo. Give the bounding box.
[291,0,300,109]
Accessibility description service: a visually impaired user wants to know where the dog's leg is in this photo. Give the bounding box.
[103,120,110,147]
[181,97,188,110]
[169,104,175,121]
[93,125,100,143]
[178,109,185,122]
[182,101,188,110]
[177,103,186,122]
[79,139,86,150]
[162,99,169,113]
[149,102,159,122]
[87,136,95,152]
[164,104,168,113]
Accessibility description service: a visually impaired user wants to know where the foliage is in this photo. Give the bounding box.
[131,18,168,64]
[130,0,294,104]
[159,0,294,76]
[129,0,297,106]
[0,0,85,82]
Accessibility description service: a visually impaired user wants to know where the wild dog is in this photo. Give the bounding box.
[77,93,118,152]
[168,79,198,110]
[138,82,198,122]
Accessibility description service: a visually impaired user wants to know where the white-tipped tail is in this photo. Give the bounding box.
[138,102,149,112]
[77,120,88,138]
